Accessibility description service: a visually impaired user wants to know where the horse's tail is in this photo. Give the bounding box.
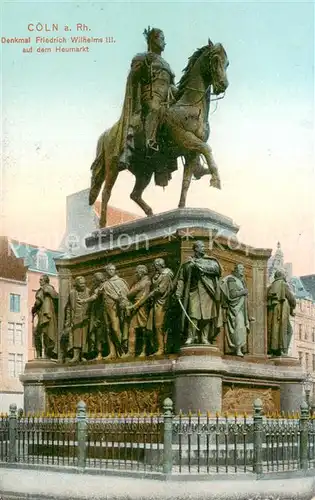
[89,132,107,206]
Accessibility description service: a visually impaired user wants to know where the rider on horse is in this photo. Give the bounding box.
[89,32,229,227]
[118,27,178,170]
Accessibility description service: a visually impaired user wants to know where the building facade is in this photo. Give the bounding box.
[59,189,140,255]
[4,196,139,365]
[0,197,140,411]
[290,294,315,397]
[0,237,28,411]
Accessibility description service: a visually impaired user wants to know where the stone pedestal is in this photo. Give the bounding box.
[54,207,271,365]
[280,382,304,413]
[20,208,306,416]
[270,356,304,413]
[21,351,305,415]
[22,359,57,413]
[21,358,175,414]
[174,375,222,413]
[179,345,221,357]
[174,346,223,413]
[24,382,47,414]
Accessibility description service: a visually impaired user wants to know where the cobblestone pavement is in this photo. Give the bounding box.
[0,467,314,500]
[8,455,306,476]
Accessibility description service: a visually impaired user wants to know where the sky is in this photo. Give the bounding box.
[1,0,314,275]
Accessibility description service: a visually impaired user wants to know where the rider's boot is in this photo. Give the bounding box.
[146,139,159,155]
[144,109,160,157]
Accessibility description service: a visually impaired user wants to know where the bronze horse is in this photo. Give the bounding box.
[89,40,229,227]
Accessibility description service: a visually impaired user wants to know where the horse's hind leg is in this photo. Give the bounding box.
[100,165,118,228]
[178,155,195,208]
[130,173,154,217]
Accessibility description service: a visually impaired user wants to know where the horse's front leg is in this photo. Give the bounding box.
[176,128,221,190]
[130,173,154,217]
[178,155,194,208]
[199,143,221,189]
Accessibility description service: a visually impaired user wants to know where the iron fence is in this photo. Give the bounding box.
[262,416,301,472]
[16,415,77,466]
[172,412,252,473]
[0,399,314,476]
[308,418,315,468]
[0,413,9,462]
[86,414,163,471]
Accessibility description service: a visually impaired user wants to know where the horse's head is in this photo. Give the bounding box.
[202,40,229,95]
[176,41,229,102]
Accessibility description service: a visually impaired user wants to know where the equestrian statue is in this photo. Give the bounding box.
[89,27,229,227]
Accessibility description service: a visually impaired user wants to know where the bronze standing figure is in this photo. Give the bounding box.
[145,258,174,356]
[267,269,296,357]
[64,276,90,363]
[80,265,130,360]
[175,241,222,346]
[88,272,106,360]
[220,264,254,357]
[31,274,58,359]
[123,265,151,358]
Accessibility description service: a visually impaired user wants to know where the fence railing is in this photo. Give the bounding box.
[0,398,314,476]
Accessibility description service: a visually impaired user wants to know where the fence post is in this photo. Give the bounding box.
[76,400,87,470]
[9,403,17,463]
[299,400,309,470]
[163,397,173,475]
[253,398,263,475]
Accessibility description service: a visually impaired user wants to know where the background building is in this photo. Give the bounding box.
[290,285,315,397]
[59,189,140,256]
[267,241,293,283]
[0,237,28,411]
[1,191,139,369]
[300,275,315,302]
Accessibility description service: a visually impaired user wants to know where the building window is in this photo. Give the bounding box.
[8,353,15,377]
[305,352,309,369]
[15,323,23,345]
[8,323,14,344]
[9,294,20,313]
[298,324,302,340]
[36,250,48,271]
[16,354,24,376]
[305,328,308,341]
[7,322,23,345]
[298,351,303,364]
[8,353,24,378]
[312,327,315,343]
[313,354,315,371]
